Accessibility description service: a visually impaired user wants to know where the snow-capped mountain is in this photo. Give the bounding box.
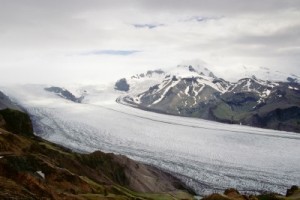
[168,64,217,79]
[31,62,300,133]
[45,86,85,103]
[116,64,300,133]
[126,69,166,95]
[118,64,230,105]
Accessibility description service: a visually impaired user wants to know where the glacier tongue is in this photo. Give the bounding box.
[1,84,300,196]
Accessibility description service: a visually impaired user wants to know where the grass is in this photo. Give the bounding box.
[212,102,252,122]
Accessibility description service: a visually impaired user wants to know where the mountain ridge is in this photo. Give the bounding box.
[116,64,300,133]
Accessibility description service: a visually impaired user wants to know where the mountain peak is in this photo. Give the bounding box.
[167,64,216,79]
[130,69,165,80]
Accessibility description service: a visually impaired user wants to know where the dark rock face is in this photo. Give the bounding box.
[146,69,164,76]
[287,77,297,83]
[131,69,165,80]
[286,185,299,197]
[115,78,130,92]
[44,87,84,103]
[221,92,259,106]
[188,65,196,72]
[0,109,34,136]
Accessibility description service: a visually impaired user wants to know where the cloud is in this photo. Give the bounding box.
[185,16,222,22]
[81,50,140,56]
[0,0,299,85]
[134,0,300,15]
[133,23,165,29]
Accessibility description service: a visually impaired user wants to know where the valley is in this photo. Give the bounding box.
[1,84,300,196]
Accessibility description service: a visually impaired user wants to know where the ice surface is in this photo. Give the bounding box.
[1,84,300,195]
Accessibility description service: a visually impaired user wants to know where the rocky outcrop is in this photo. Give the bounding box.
[286,185,299,197]
[115,78,130,92]
[45,87,84,103]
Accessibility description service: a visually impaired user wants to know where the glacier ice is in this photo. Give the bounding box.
[1,84,300,195]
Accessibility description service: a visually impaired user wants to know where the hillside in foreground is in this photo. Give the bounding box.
[0,108,194,200]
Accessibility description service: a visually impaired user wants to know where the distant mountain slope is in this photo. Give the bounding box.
[117,65,300,133]
[45,86,85,103]
[0,108,194,199]
[0,91,22,111]
[242,66,300,83]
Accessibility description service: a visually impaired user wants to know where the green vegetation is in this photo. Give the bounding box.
[212,103,233,120]
[212,102,251,123]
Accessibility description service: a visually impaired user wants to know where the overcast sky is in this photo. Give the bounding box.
[0,0,299,85]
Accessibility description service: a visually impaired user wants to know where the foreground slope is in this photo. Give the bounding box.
[2,85,300,196]
[0,98,193,199]
[203,187,300,200]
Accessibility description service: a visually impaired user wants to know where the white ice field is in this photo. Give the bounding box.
[2,85,300,195]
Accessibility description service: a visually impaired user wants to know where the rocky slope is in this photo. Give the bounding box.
[117,65,300,133]
[202,187,300,200]
[0,100,194,199]
[45,86,85,103]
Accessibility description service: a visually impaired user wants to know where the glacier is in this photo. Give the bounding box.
[1,84,300,195]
